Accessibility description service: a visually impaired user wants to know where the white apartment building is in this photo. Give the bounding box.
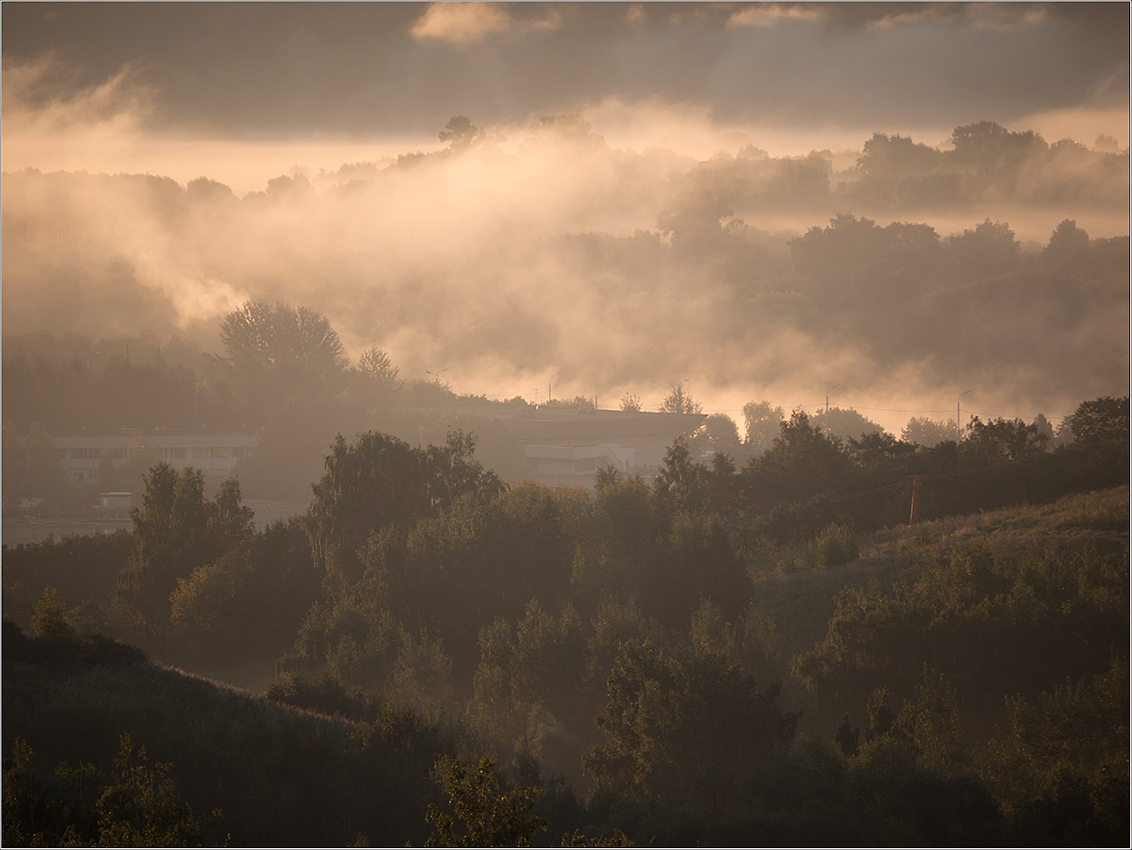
[24,428,260,486]
[468,407,707,489]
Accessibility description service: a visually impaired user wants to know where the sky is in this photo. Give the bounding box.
[3,2,1128,190]
[2,2,1129,433]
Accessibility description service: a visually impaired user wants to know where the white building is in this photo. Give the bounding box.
[475,408,706,488]
[23,428,260,486]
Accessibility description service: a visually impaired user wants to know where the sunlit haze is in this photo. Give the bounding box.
[3,2,1129,434]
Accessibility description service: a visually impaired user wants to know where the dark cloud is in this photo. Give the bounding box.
[3,2,1127,138]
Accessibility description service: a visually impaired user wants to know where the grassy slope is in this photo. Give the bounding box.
[2,626,458,847]
[753,485,1128,729]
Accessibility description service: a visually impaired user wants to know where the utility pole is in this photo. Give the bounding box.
[904,475,927,525]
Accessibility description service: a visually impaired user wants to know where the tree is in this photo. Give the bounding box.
[439,116,486,152]
[652,438,706,515]
[525,114,605,151]
[219,301,346,376]
[585,640,797,804]
[901,417,957,447]
[1064,396,1129,447]
[31,587,77,639]
[356,347,402,392]
[949,121,1046,178]
[944,218,1019,280]
[1030,414,1055,445]
[213,301,348,412]
[2,735,224,847]
[593,463,623,493]
[656,191,741,260]
[306,430,502,586]
[659,383,702,415]
[744,410,850,509]
[117,463,210,638]
[788,213,887,288]
[307,432,429,587]
[619,393,642,413]
[961,416,1048,464]
[116,463,254,642]
[1042,220,1089,272]
[692,413,741,459]
[425,756,546,847]
[96,734,224,847]
[810,407,885,443]
[742,401,785,457]
[857,132,944,180]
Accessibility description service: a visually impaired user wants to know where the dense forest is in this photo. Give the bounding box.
[4,386,1127,845]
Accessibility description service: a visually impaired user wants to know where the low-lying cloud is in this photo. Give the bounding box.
[2,3,1128,434]
[4,104,1127,435]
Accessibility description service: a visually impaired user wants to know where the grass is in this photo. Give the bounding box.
[751,485,1129,665]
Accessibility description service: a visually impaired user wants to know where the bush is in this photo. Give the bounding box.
[805,524,859,568]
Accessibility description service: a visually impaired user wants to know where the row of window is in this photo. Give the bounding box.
[55,446,250,461]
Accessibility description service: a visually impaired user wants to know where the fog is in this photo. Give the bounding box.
[3,3,1128,435]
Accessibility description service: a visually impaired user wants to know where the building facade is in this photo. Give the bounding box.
[485,408,706,488]
[22,428,260,486]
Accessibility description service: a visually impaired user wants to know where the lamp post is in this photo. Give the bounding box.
[549,371,561,402]
[957,390,971,442]
[825,384,840,414]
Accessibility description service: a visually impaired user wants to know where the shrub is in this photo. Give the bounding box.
[805,524,859,568]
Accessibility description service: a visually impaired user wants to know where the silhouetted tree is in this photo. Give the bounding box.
[742,401,785,457]
[901,417,957,447]
[439,116,486,152]
[1064,396,1129,447]
[1042,219,1089,272]
[659,383,702,415]
[211,301,348,415]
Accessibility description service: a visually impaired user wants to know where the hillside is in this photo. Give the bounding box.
[2,622,462,847]
[4,484,1127,846]
[758,484,1128,665]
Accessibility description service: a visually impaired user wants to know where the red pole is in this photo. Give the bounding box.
[904,475,926,525]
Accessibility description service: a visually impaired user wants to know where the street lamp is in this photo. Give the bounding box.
[549,371,561,402]
[825,384,840,414]
[957,390,971,442]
